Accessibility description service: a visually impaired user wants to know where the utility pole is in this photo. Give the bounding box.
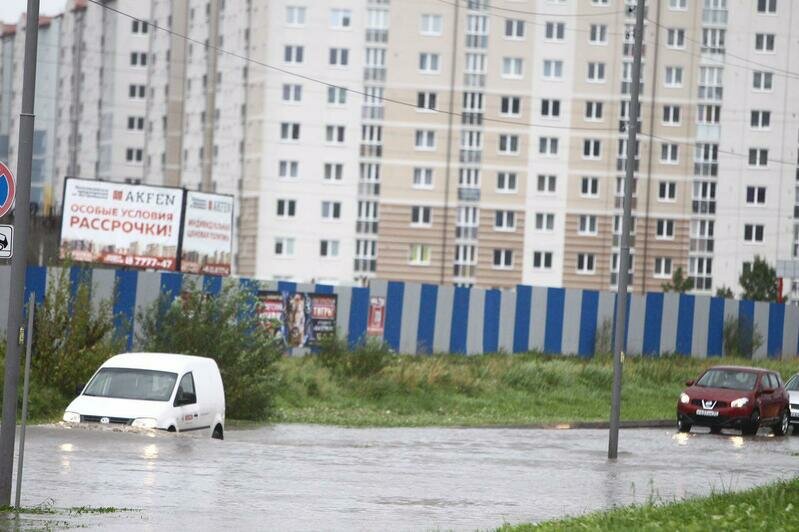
[608,0,645,460]
[0,0,40,504]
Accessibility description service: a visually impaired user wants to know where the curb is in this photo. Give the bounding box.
[457,420,675,430]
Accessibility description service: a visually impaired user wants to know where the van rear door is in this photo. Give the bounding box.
[174,372,202,432]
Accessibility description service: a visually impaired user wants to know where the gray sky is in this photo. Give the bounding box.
[1,0,66,25]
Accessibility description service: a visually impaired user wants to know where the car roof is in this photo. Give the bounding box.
[705,365,773,374]
[101,352,217,374]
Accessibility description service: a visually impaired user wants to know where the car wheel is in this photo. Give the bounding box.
[709,426,722,435]
[677,417,691,433]
[742,409,760,436]
[773,409,789,436]
[212,424,224,440]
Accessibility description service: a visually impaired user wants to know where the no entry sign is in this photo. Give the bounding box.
[0,161,15,218]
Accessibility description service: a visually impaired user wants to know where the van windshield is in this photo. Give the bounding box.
[83,368,178,401]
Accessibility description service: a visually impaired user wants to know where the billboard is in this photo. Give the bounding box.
[60,178,183,270]
[257,291,338,348]
[367,296,386,337]
[180,191,234,276]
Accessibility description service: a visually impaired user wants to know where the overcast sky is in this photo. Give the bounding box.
[1,0,66,25]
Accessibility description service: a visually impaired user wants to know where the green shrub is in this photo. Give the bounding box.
[723,316,763,358]
[136,282,282,421]
[317,334,392,379]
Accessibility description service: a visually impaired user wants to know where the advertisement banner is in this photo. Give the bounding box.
[367,296,386,337]
[59,178,183,270]
[180,191,234,276]
[258,291,337,348]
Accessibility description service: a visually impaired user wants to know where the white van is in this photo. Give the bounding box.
[63,353,226,439]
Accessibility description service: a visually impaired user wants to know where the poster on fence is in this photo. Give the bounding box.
[179,191,234,276]
[59,178,183,270]
[257,291,337,348]
[367,296,386,337]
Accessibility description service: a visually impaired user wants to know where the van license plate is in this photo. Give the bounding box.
[697,409,718,417]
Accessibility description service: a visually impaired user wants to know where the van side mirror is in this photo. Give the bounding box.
[174,391,196,406]
[75,384,85,396]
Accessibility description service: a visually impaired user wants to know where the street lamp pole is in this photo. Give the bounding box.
[608,0,645,460]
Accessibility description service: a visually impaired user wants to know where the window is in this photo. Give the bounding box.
[589,24,607,44]
[667,28,685,48]
[322,201,342,220]
[662,105,681,125]
[465,53,487,75]
[175,373,196,406]
[127,116,144,130]
[669,0,687,9]
[286,6,306,25]
[702,28,726,52]
[415,130,435,150]
[587,61,605,83]
[128,84,146,98]
[748,148,768,167]
[696,104,721,125]
[654,257,673,278]
[753,71,774,90]
[419,53,440,73]
[656,219,675,239]
[658,181,677,201]
[535,213,555,231]
[665,66,683,87]
[592,0,609,4]
[276,199,297,218]
[543,60,563,80]
[541,99,561,118]
[660,143,679,164]
[325,125,345,144]
[539,137,559,156]
[750,110,771,129]
[413,168,434,188]
[493,249,514,269]
[577,253,596,274]
[746,186,767,205]
[409,244,431,265]
[545,22,565,41]
[755,33,775,52]
[497,172,517,192]
[583,139,601,159]
[505,19,525,38]
[274,238,295,257]
[327,86,347,105]
[131,20,148,34]
[284,45,304,64]
[421,14,443,35]
[578,215,598,236]
[502,57,523,78]
[280,122,300,141]
[320,240,340,258]
[499,135,520,155]
[329,48,350,67]
[330,8,352,28]
[279,160,299,179]
[585,101,603,121]
[581,177,599,198]
[411,206,432,226]
[130,52,147,66]
[324,163,343,182]
[495,210,516,231]
[417,91,437,111]
[282,84,302,102]
[501,96,521,116]
[744,224,765,242]
[533,176,556,196]
[533,251,553,270]
[125,148,143,162]
[757,0,777,13]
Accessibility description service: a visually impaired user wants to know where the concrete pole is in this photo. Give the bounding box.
[0,0,40,504]
[609,0,645,460]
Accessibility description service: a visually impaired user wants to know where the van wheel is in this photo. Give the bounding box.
[212,425,224,440]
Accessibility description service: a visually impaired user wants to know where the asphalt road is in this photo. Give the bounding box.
[6,423,799,530]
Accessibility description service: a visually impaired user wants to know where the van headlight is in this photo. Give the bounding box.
[731,398,749,408]
[680,393,690,404]
[132,418,158,429]
[63,412,81,423]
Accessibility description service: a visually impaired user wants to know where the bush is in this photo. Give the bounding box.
[136,282,282,421]
[317,334,392,379]
[723,316,763,358]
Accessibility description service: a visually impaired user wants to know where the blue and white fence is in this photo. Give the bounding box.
[0,265,796,359]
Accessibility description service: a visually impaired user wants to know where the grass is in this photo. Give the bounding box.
[273,352,799,427]
[499,476,799,531]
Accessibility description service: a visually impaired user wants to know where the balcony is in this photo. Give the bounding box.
[465,34,488,49]
[453,264,477,278]
[464,73,486,87]
[363,67,386,82]
[458,187,481,202]
[365,29,388,43]
[702,9,728,25]
[460,149,482,164]
[362,106,384,120]
[354,258,377,273]
[692,200,716,215]
[358,182,380,196]
[360,144,382,158]
[690,239,714,253]
[616,158,640,172]
[455,226,478,240]
[693,162,718,177]
[461,112,483,126]
[614,196,638,210]
[356,221,379,234]
[612,234,636,247]
[698,86,723,101]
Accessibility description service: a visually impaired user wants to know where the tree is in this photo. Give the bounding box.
[661,267,694,293]
[715,286,734,299]
[739,256,780,302]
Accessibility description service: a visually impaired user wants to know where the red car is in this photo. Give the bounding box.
[677,366,790,436]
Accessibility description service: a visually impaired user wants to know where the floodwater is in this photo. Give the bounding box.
[5,423,799,530]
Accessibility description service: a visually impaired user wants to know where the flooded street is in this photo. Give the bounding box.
[8,423,799,530]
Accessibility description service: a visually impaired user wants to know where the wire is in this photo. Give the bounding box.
[436,0,627,18]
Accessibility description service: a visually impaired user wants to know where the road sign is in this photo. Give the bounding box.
[0,162,15,218]
[0,225,11,259]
